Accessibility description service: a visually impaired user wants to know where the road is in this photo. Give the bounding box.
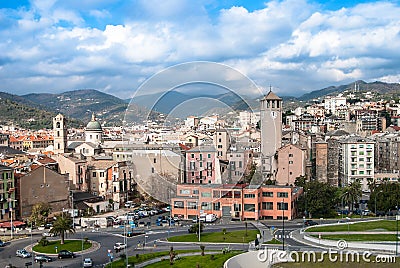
[0,221,254,268]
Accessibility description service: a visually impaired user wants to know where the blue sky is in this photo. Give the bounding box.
[0,0,400,99]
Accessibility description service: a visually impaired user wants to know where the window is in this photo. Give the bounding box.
[359,158,364,162]
[289,154,293,157]
[277,202,288,210]
[207,154,211,158]
[199,162,203,168]
[262,202,273,210]
[174,201,184,208]
[191,154,195,158]
[217,145,223,148]
[213,191,220,198]
[234,203,241,211]
[190,162,196,170]
[244,193,256,198]
[359,151,364,155]
[244,204,255,212]
[277,192,288,198]
[201,192,211,197]
[180,189,190,195]
[207,162,212,169]
[100,172,105,177]
[239,161,242,168]
[92,172,96,177]
[187,202,197,209]
[153,158,157,163]
[201,202,212,210]
[151,167,155,173]
[199,154,203,160]
[193,189,199,195]
[262,192,273,197]
[234,191,241,198]
[221,191,232,198]
[213,202,220,210]
[289,161,293,164]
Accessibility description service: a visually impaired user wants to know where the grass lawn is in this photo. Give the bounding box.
[272,254,399,268]
[263,238,283,244]
[105,249,223,268]
[306,220,397,233]
[32,239,92,253]
[144,251,241,268]
[168,229,259,243]
[311,233,399,241]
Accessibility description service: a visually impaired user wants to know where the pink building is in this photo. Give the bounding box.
[185,145,221,184]
[275,144,307,186]
[172,184,302,221]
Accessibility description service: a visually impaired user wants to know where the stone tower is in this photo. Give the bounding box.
[53,113,67,154]
[260,90,282,179]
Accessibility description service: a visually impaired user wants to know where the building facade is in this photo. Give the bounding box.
[172,184,302,221]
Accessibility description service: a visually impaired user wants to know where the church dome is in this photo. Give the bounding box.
[86,113,102,131]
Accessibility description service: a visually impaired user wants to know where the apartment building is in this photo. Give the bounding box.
[0,164,16,222]
[339,136,374,191]
[186,145,221,184]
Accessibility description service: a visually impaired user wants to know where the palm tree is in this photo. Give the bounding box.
[340,181,362,212]
[50,213,75,244]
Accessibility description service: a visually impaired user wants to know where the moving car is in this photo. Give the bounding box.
[0,240,5,247]
[16,249,32,258]
[113,242,127,250]
[58,250,75,259]
[34,254,53,262]
[83,257,93,267]
[304,220,319,226]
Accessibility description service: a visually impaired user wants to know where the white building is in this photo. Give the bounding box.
[324,96,347,114]
[340,136,374,191]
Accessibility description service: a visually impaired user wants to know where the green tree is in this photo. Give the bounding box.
[368,183,400,213]
[49,213,75,245]
[298,180,339,218]
[28,202,52,226]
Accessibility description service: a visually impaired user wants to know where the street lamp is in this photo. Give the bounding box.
[281,199,285,251]
[8,198,16,239]
[374,190,383,216]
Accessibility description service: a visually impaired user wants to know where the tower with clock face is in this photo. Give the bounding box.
[260,90,282,179]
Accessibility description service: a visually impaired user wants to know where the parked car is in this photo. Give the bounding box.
[0,240,5,247]
[83,257,93,267]
[34,254,53,262]
[16,249,32,258]
[42,232,55,237]
[304,220,319,226]
[114,242,127,250]
[58,250,75,259]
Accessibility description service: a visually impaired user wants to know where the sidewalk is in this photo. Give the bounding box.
[290,228,398,254]
[252,221,273,243]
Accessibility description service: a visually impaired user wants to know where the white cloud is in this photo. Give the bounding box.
[0,0,400,98]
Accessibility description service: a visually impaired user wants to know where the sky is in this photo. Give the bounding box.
[1,0,400,99]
